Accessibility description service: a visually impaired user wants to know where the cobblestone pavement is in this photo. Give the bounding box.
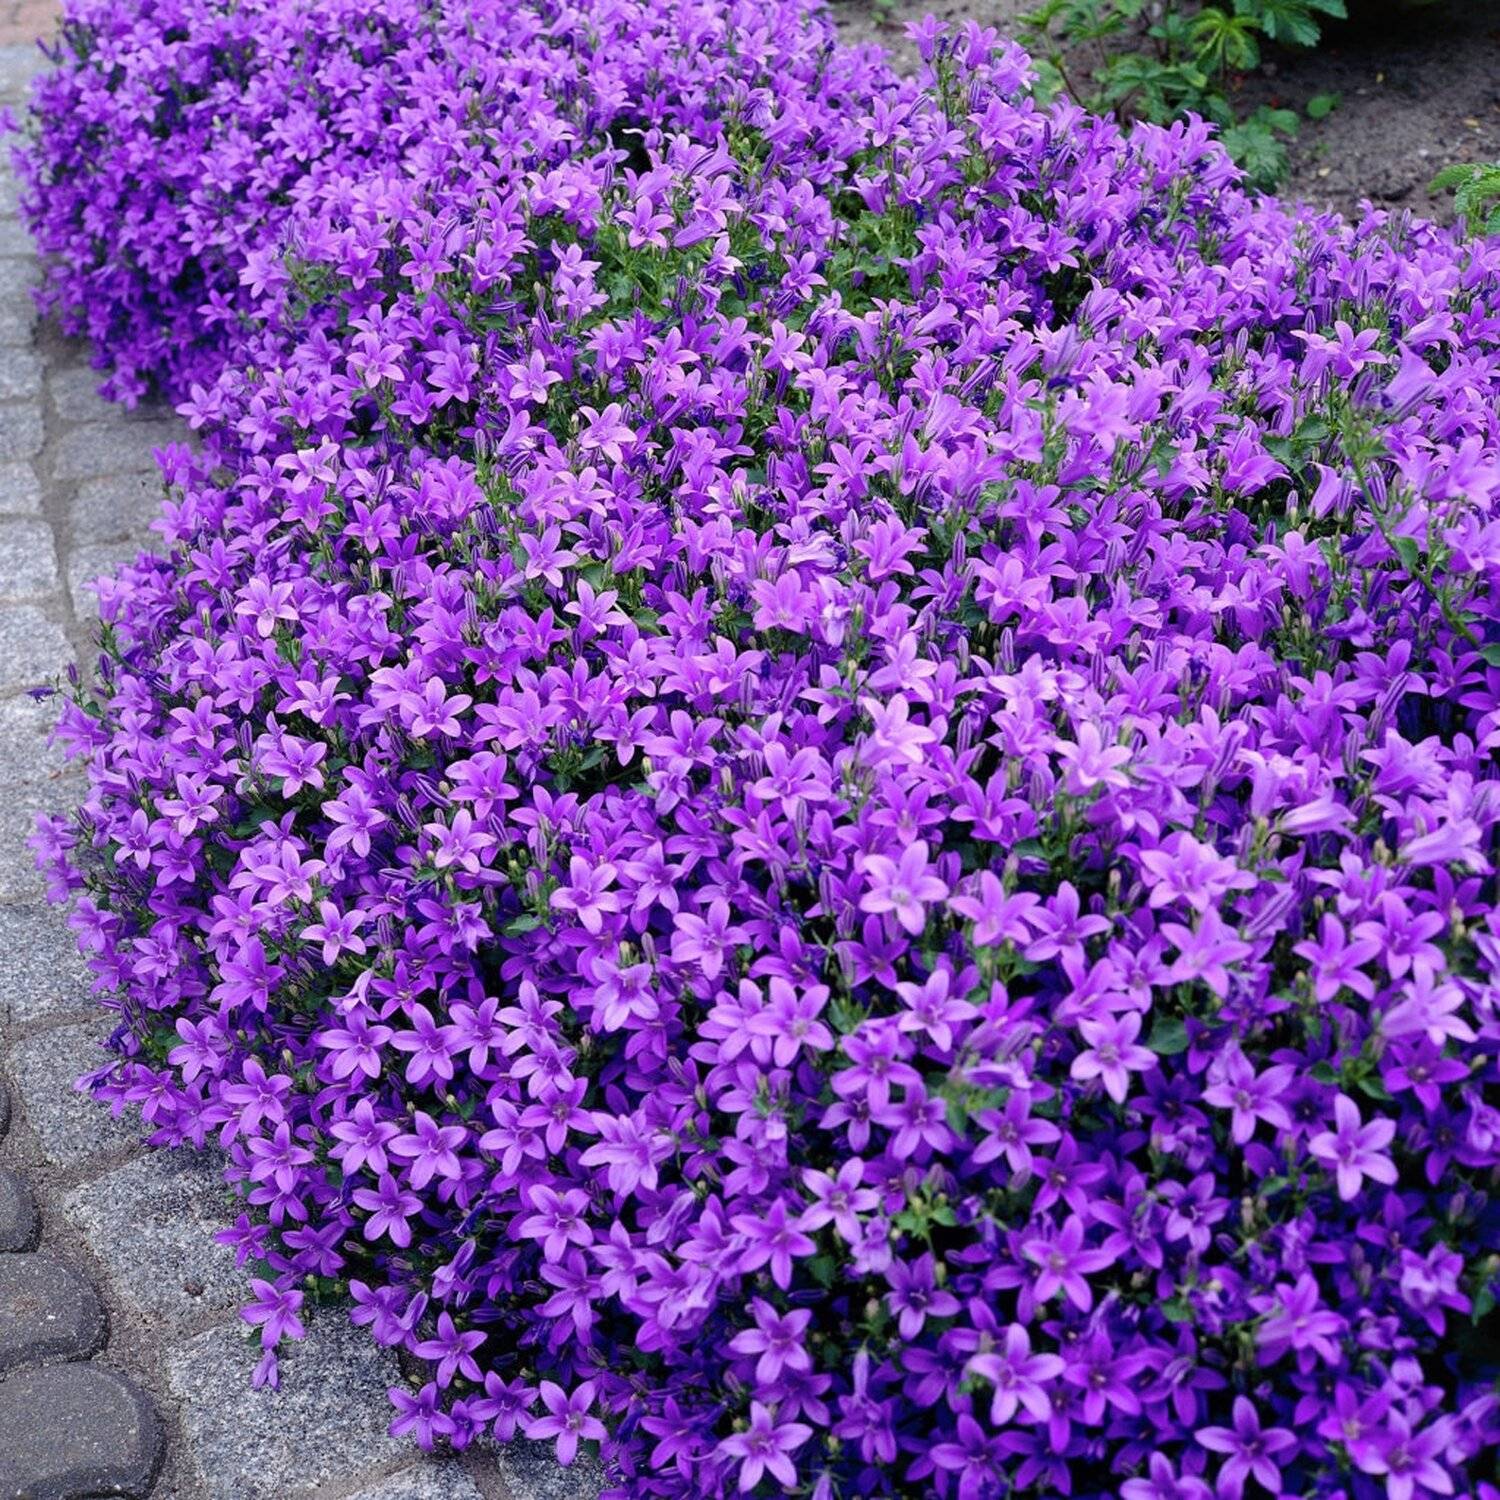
[0,0,52,51]
[0,39,596,1500]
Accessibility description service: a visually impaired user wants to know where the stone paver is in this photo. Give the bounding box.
[70,471,164,544]
[0,457,43,514]
[0,1251,104,1370]
[0,349,41,402]
[0,401,43,460]
[0,1363,161,1499]
[51,421,180,483]
[0,604,72,691]
[340,1464,489,1500]
[167,1321,408,1500]
[0,903,95,1026]
[0,694,70,786]
[5,1020,140,1166]
[63,1152,242,1338]
[0,1169,38,1252]
[0,519,59,599]
[494,1442,604,1500]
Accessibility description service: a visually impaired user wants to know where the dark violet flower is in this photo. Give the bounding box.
[239,1278,305,1349]
[525,1380,606,1467]
[1309,1093,1399,1201]
[1197,1397,1297,1500]
[715,1401,813,1493]
[965,1323,1064,1425]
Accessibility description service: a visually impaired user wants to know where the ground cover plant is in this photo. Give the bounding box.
[1014,0,1347,187]
[15,0,1500,1496]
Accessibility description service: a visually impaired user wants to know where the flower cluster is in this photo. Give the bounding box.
[18,1,1500,1497]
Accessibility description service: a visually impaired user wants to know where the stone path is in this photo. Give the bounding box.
[0,36,593,1500]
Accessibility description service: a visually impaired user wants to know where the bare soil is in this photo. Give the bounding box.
[829,0,1500,225]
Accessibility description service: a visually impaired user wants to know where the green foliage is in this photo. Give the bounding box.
[1020,0,1347,188]
[1430,160,1500,235]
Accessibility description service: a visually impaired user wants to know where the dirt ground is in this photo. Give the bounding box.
[830,0,1500,224]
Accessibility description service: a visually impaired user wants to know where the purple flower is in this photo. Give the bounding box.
[1197,1397,1296,1500]
[858,841,949,935]
[239,1278,305,1349]
[1121,1453,1214,1500]
[1022,1214,1115,1311]
[525,1381,606,1467]
[732,1199,815,1290]
[727,1299,813,1383]
[716,1401,813,1493]
[1308,1093,1399,1200]
[22,4,1500,1492]
[549,856,622,934]
[1070,1011,1156,1103]
[413,1311,485,1387]
[1202,1051,1295,1144]
[351,1174,421,1248]
[1352,1412,1456,1500]
[965,1323,1064,1424]
[388,1382,457,1450]
[1254,1273,1345,1368]
[884,1252,960,1339]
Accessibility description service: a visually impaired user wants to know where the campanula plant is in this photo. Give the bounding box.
[15,1,1500,1497]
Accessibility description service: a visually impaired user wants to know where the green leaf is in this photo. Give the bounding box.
[1161,1295,1194,1323]
[1392,535,1422,573]
[503,913,544,935]
[1147,1016,1190,1056]
[1478,643,1500,668]
[807,1255,837,1289]
[1305,91,1340,121]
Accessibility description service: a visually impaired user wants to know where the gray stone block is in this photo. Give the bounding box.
[51,421,177,482]
[0,1252,105,1372]
[0,401,42,462]
[48,368,172,427]
[167,1319,406,1500]
[67,540,145,621]
[0,459,42,515]
[0,1170,39,1252]
[0,520,59,600]
[0,606,73,694]
[45,365,107,425]
[48,364,174,428]
[4,1020,139,1168]
[492,1441,603,1500]
[0,693,73,787]
[0,45,49,107]
[64,1150,241,1339]
[0,348,41,405]
[0,1362,162,1499]
[342,1463,488,1500]
[0,783,87,904]
[0,903,95,1027]
[69,472,164,546]
[0,261,37,303]
[0,221,30,258]
[0,301,31,348]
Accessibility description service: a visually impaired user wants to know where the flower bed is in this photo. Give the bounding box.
[18,1,1500,1497]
